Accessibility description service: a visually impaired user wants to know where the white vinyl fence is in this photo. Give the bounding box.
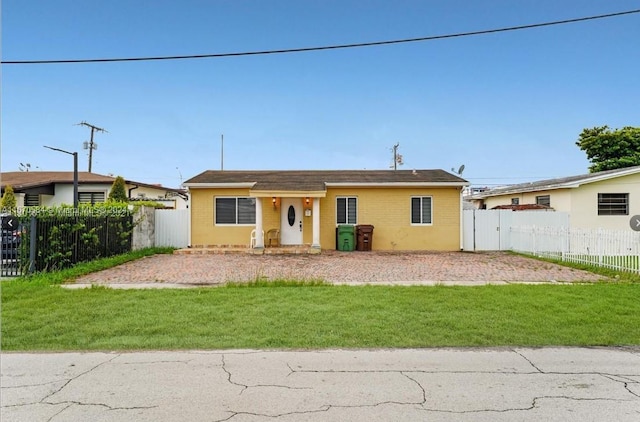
[511,226,640,274]
[155,209,189,248]
[463,210,569,251]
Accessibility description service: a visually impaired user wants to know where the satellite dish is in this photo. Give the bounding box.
[451,164,465,175]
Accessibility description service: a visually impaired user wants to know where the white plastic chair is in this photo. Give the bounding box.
[250,229,264,248]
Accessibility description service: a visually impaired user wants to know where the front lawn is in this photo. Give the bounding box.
[2,279,639,350]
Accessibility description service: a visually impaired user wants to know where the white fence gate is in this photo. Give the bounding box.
[463,209,512,251]
[155,209,189,248]
[463,210,569,251]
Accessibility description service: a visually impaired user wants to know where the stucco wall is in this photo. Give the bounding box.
[190,186,463,251]
[39,183,110,206]
[480,172,640,230]
[483,189,572,212]
[569,173,640,230]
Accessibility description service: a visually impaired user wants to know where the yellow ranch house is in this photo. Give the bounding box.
[184,170,469,252]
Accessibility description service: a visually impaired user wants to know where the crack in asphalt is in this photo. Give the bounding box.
[44,401,159,421]
[1,379,67,389]
[214,405,333,422]
[214,365,429,421]
[30,353,160,420]
[221,354,248,394]
[514,349,544,373]
[212,359,640,421]
[5,349,639,420]
[401,372,427,404]
[41,354,121,405]
[46,403,73,422]
[221,354,313,397]
[602,374,640,399]
[213,393,638,421]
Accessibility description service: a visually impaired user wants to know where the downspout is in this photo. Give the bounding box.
[128,185,139,200]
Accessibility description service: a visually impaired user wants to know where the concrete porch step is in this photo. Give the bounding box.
[174,246,321,255]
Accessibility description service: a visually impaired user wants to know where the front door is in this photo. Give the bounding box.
[280,198,303,245]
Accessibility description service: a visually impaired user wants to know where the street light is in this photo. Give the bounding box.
[44,145,78,208]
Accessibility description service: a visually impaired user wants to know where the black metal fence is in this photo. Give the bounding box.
[1,212,133,276]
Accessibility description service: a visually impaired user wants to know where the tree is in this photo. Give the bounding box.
[108,176,128,202]
[1,185,18,211]
[576,126,640,173]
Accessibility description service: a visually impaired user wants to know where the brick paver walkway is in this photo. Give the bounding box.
[75,251,605,286]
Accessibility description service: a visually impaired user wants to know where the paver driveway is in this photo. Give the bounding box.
[75,251,605,286]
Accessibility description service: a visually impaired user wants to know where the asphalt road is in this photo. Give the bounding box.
[3,347,639,421]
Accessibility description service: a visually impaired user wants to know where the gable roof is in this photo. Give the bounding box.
[0,171,186,196]
[470,165,640,199]
[184,170,468,192]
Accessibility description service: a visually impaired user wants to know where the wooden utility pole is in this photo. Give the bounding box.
[77,121,107,172]
[391,143,404,170]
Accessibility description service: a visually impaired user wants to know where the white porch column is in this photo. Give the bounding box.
[254,198,264,248]
[312,197,321,249]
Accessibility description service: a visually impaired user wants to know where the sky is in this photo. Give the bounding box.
[2,0,639,189]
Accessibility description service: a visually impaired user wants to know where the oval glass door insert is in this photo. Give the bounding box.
[287,205,296,226]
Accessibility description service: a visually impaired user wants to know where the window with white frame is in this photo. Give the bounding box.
[336,197,357,225]
[598,193,628,215]
[411,196,433,225]
[536,195,550,207]
[78,192,106,204]
[215,197,256,225]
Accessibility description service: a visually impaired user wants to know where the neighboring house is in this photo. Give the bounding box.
[468,165,640,230]
[183,170,469,251]
[0,171,188,209]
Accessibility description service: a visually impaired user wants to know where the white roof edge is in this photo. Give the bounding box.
[573,167,640,185]
[184,182,256,188]
[472,166,640,198]
[325,182,469,187]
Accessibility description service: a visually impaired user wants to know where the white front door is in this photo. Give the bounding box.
[280,198,303,245]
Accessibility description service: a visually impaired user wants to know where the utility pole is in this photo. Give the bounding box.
[391,143,404,170]
[77,121,107,172]
[220,134,224,171]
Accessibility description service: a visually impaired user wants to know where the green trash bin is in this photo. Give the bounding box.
[336,225,355,251]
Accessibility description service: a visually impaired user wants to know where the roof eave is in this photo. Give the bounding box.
[184,182,256,189]
[325,182,468,187]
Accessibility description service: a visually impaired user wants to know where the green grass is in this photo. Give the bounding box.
[3,249,639,351]
[3,279,639,351]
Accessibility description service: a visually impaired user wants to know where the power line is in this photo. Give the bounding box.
[3,9,639,65]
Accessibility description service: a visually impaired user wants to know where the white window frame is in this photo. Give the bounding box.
[411,196,433,225]
[336,196,357,225]
[597,193,629,216]
[214,196,256,226]
[536,195,551,207]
